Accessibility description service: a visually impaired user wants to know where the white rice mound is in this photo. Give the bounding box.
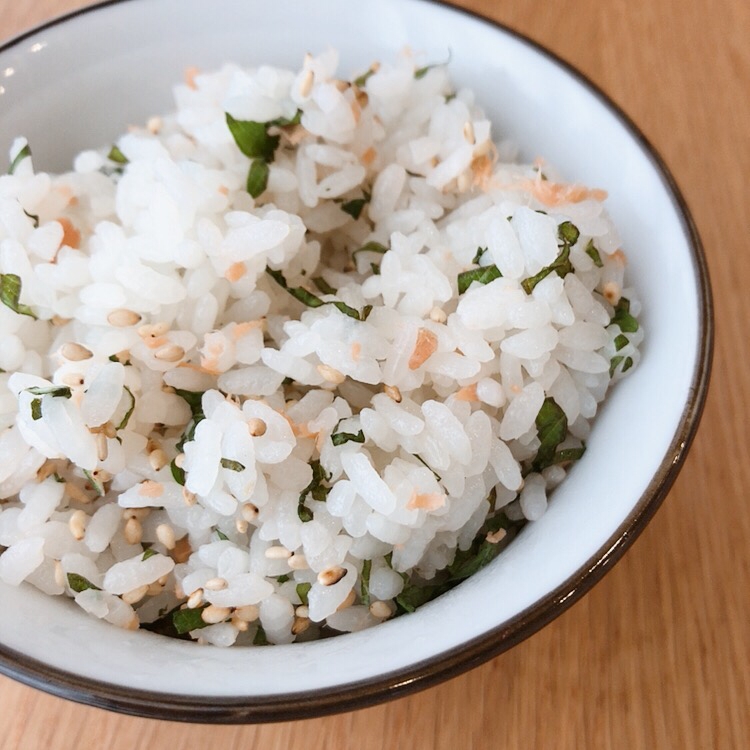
[0,49,643,646]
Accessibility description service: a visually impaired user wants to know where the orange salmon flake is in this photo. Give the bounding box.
[407,492,446,511]
[408,328,438,370]
[225,262,246,282]
[454,384,479,402]
[138,480,164,499]
[57,217,81,249]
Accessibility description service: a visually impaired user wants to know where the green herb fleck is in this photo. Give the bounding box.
[67,572,100,593]
[8,144,31,175]
[298,459,331,522]
[611,297,639,333]
[457,264,502,294]
[116,386,136,431]
[266,267,371,321]
[472,246,488,265]
[360,559,372,606]
[521,222,579,294]
[352,241,388,260]
[0,274,37,318]
[414,50,452,79]
[585,239,603,267]
[552,446,586,464]
[296,582,311,606]
[557,220,580,246]
[23,209,40,228]
[341,194,369,220]
[173,388,204,416]
[170,458,185,486]
[142,548,158,561]
[173,606,210,635]
[107,145,129,164]
[312,276,337,295]
[225,113,280,162]
[331,429,365,447]
[614,334,629,351]
[220,458,245,472]
[447,540,501,581]
[26,385,72,398]
[414,454,441,482]
[353,67,376,88]
[622,356,634,372]
[30,398,42,420]
[396,581,447,613]
[246,158,270,198]
[609,355,624,377]
[276,574,290,584]
[532,398,568,472]
[215,528,229,541]
[253,624,269,646]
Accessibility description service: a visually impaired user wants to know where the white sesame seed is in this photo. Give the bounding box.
[316,363,346,384]
[235,518,249,534]
[429,306,447,324]
[186,589,204,609]
[107,308,142,327]
[384,384,402,403]
[201,605,231,624]
[173,452,185,469]
[463,120,476,144]
[95,432,108,462]
[241,503,258,522]
[155,523,176,550]
[234,605,259,623]
[247,417,267,437]
[137,322,169,338]
[204,577,228,591]
[265,545,292,560]
[122,584,149,604]
[123,516,142,545]
[60,342,93,361]
[369,600,393,619]
[288,553,308,571]
[317,565,346,586]
[154,343,185,362]
[68,510,87,540]
[299,69,314,97]
[231,616,250,632]
[53,560,65,588]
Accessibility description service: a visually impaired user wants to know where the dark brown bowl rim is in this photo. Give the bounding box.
[0,0,714,724]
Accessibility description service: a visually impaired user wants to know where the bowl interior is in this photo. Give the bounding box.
[0,0,706,705]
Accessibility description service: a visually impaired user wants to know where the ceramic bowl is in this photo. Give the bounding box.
[0,0,712,723]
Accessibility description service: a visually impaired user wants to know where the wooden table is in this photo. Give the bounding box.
[0,1,747,747]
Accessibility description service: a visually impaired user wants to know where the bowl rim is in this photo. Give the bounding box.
[0,0,714,724]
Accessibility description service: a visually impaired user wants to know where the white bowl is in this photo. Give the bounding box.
[0,0,712,722]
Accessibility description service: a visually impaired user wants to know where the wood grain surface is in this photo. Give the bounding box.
[0,1,747,748]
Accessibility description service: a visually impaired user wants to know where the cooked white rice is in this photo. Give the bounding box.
[0,49,642,645]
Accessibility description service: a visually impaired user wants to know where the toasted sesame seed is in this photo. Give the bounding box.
[241,503,258,522]
[182,487,197,506]
[122,585,149,604]
[295,605,310,618]
[91,468,112,483]
[265,545,292,560]
[247,417,267,437]
[107,308,142,327]
[146,116,162,134]
[60,342,93,361]
[299,69,314,97]
[384,384,402,403]
[317,363,345,384]
[65,482,91,505]
[186,589,204,609]
[337,588,356,611]
[68,510,87,540]
[292,616,311,635]
[204,577,228,591]
[173,452,186,469]
[201,605,231,624]
[155,523,176,550]
[603,281,621,304]
[154,343,185,362]
[123,507,149,520]
[288,553,308,571]
[123,516,142,545]
[429,306,447,324]
[235,518,249,534]
[234,605,259,623]
[102,421,117,439]
[51,315,71,327]
[157,574,169,586]
[147,581,164,596]
[369,600,393,619]
[317,565,346,586]
[148,448,169,471]
[95,432,108,462]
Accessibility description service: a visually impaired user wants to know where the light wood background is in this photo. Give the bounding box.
[0,1,747,748]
